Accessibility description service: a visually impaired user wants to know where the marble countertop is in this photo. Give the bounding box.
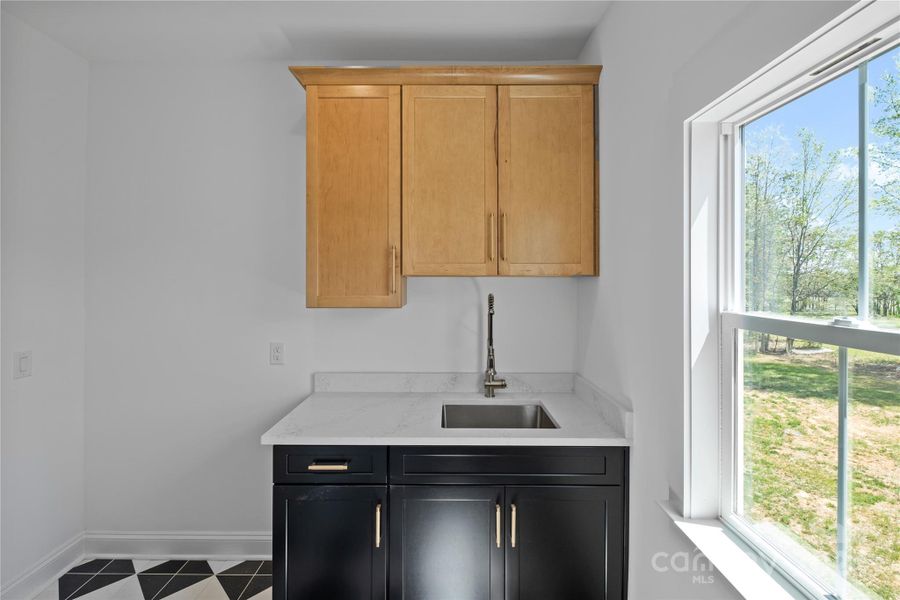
[261,373,631,447]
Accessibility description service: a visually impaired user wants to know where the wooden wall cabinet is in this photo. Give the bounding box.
[499,85,595,276]
[306,85,404,308]
[295,67,600,306]
[402,85,498,276]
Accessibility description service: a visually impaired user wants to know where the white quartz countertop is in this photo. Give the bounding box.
[261,387,630,447]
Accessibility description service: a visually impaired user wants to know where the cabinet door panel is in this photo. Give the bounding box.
[402,85,498,275]
[506,486,624,600]
[390,486,504,600]
[307,85,404,307]
[274,485,386,600]
[498,85,595,275]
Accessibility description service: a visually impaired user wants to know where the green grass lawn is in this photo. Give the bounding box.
[743,345,899,599]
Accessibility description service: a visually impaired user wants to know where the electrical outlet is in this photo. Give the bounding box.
[269,342,284,365]
[14,351,32,379]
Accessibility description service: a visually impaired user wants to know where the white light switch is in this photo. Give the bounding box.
[269,342,284,365]
[14,351,32,379]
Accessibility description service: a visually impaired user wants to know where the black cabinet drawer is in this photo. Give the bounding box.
[390,446,626,486]
[274,445,387,484]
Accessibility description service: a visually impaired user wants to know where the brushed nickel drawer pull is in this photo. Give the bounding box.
[307,462,349,472]
[375,502,382,548]
[510,503,517,548]
[495,503,501,548]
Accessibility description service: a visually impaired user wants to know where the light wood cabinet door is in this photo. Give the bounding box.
[402,86,498,275]
[498,85,595,276]
[306,85,404,307]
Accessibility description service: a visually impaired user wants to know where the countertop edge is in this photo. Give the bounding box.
[260,435,631,447]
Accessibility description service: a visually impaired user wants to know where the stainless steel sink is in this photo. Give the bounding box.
[441,404,558,429]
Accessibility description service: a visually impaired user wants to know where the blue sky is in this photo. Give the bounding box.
[744,45,899,234]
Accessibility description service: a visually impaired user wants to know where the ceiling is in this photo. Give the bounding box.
[1,1,610,63]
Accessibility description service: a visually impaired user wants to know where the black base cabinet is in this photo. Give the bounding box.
[273,445,628,600]
[505,486,625,600]
[390,486,505,600]
[273,485,387,600]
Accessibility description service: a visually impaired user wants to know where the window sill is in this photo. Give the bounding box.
[658,501,809,600]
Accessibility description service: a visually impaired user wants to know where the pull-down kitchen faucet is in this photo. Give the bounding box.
[484,294,507,398]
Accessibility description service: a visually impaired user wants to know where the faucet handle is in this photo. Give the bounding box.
[483,376,507,398]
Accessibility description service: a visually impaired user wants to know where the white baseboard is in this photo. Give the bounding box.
[83,531,272,560]
[0,533,85,600]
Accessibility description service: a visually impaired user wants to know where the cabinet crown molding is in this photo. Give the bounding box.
[290,65,602,88]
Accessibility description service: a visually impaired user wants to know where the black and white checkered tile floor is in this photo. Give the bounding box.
[35,560,271,600]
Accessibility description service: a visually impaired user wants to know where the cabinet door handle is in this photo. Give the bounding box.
[500,214,508,262]
[375,502,382,549]
[495,503,501,548]
[307,461,349,472]
[390,246,397,294]
[510,503,517,548]
[493,121,498,166]
[488,213,495,262]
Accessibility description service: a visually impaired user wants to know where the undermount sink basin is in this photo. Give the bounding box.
[441,404,558,429]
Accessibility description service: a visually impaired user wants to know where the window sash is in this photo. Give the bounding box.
[731,44,899,323]
[720,43,899,598]
[719,313,897,598]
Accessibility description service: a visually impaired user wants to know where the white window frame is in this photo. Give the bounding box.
[685,2,900,598]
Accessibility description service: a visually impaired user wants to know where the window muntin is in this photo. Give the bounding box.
[730,43,900,600]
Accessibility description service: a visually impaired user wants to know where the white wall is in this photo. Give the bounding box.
[575,1,852,598]
[1,12,89,591]
[83,62,578,534]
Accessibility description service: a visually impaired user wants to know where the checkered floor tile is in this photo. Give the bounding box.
[34,560,271,600]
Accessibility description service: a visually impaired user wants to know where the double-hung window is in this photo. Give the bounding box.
[686,4,899,600]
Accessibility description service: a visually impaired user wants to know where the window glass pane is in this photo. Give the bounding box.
[848,349,900,598]
[867,47,900,329]
[739,329,900,599]
[741,330,839,580]
[743,71,859,319]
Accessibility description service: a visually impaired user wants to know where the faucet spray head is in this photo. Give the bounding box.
[488,293,494,314]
